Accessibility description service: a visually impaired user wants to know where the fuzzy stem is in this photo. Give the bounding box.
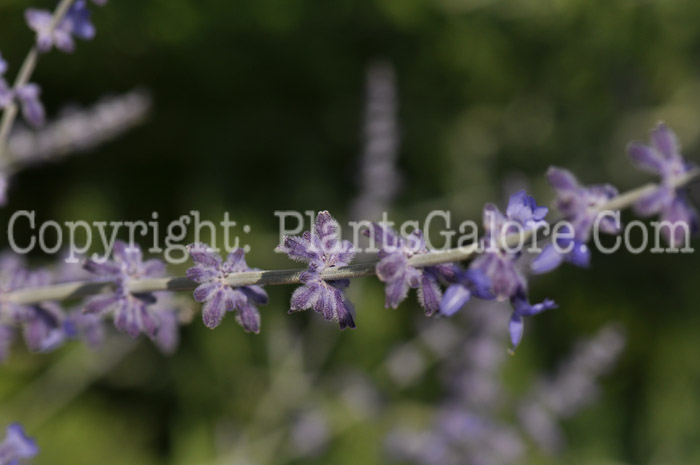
[0,0,76,163]
[5,169,699,305]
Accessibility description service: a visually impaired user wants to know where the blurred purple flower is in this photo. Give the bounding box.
[14,84,45,128]
[83,240,166,338]
[532,167,621,274]
[25,0,96,54]
[187,243,268,333]
[0,423,39,465]
[627,122,699,247]
[277,211,357,329]
[365,223,457,315]
[0,255,73,358]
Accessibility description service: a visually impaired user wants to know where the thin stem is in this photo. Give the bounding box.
[5,169,699,306]
[0,0,76,162]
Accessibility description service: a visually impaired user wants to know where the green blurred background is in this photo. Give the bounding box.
[1,0,700,463]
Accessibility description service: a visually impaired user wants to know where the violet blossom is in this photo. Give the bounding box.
[0,423,38,465]
[0,255,73,360]
[365,223,458,315]
[277,211,357,329]
[447,191,556,350]
[532,167,621,274]
[187,243,268,333]
[627,122,699,247]
[83,240,167,339]
[470,190,547,301]
[25,0,97,54]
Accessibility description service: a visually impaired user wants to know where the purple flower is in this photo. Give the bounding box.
[0,53,7,76]
[0,423,39,465]
[25,0,96,54]
[277,211,357,329]
[0,255,72,358]
[14,84,45,128]
[469,191,548,301]
[187,243,268,333]
[365,224,457,315]
[439,268,493,317]
[83,240,167,339]
[532,168,621,274]
[508,289,557,350]
[627,122,699,247]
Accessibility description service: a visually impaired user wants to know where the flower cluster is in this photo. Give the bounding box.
[25,0,102,54]
[83,241,180,343]
[0,423,38,465]
[0,254,76,361]
[532,168,621,274]
[627,122,699,247]
[277,211,357,329]
[187,244,268,333]
[365,224,458,315]
[440,191,557,350]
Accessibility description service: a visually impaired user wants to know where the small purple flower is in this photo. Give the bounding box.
[25,0,96,54]
[627,122,699,247]
[0,255,72,357]
[532,168,621,274]
[14,84,45,128]
[365,224,457,315]
[439,268,493,317]
[508,289,557,350]
[0,423,39,465]
[83,240,166,338]
[470,191,547,301]
[0,53,7,76]
[187,243,268,333]
[277,211,357,329]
